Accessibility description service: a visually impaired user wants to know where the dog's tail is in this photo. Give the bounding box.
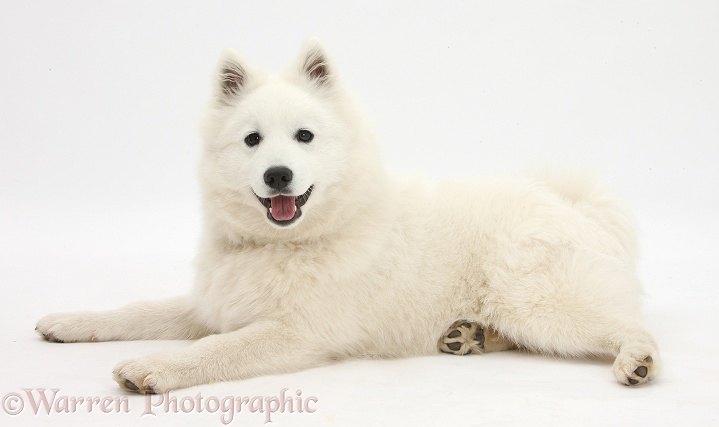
[532,170,639,262]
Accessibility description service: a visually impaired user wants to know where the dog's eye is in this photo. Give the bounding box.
[296,129,314,143]
[244,132,262,147]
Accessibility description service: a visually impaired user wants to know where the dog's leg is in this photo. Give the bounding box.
[488,247,659,386]
[500,318,658,386]
[515,319,658,386]
[35,296,211,343]
[438,320,515,355]
[113,320,326,394]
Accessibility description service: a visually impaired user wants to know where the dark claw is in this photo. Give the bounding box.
[644,356,653,363]
[474,329,485,348]
[124,380,139,391]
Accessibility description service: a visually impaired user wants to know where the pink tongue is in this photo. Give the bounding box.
[270,195,297,221]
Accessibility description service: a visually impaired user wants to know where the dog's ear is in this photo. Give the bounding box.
[215,48,250,104]
[296,37,334,87]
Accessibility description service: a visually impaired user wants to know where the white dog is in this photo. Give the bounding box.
[36,38,658,393]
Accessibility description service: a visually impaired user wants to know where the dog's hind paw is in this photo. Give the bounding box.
[438,320,485,355]
[614,346,657,386]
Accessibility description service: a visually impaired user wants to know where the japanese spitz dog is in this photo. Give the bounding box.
[36,38,658,393]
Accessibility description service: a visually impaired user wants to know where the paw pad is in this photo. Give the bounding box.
[634,366,648,378]
[122,379,157,394]
[438,320,485,355]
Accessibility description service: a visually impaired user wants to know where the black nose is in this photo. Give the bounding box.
[264,166,293,190]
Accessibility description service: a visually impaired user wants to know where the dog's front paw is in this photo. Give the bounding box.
[35,312,98,343]
[113,357,178,395]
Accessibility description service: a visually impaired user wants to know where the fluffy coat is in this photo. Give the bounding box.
[36,38,658,393]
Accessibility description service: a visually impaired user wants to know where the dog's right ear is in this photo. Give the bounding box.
[214,48,249,105]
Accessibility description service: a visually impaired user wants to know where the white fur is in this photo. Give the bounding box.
[36,38,658,392]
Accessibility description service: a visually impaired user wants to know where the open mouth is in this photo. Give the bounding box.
[254,185,314,226]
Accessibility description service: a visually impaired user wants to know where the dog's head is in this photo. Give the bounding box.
[200,38,383,242]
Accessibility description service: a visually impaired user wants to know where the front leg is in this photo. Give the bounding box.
[35,296,212,343]
[113,320,327,394]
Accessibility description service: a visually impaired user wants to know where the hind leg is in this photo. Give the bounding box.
[499,313,659,386]
[438,320,515,355]
[486,247,659,385]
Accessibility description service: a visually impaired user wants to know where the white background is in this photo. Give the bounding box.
[1,1,718,426]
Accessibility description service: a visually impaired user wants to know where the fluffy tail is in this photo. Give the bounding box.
[532,170,639,262]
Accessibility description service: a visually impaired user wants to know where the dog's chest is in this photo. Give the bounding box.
[194,241,368,332]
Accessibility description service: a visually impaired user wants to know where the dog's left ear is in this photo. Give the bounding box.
[296,37,334,86]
